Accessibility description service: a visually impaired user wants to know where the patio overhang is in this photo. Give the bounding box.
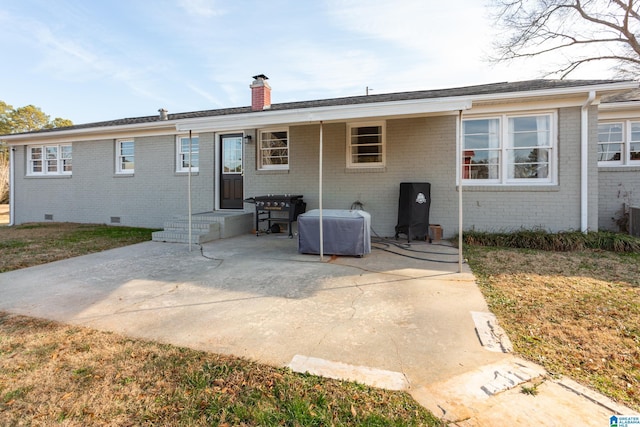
[175,97,473,132]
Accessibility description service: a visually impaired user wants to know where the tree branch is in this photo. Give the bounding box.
[489,0,640,78]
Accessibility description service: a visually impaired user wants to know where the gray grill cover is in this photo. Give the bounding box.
[298,209,371,256]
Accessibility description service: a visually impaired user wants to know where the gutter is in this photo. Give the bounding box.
[581,91,596,233]
[9,147,15,226]
[176,98,473,132]
[0,120,177,144]
[468,81,637,104]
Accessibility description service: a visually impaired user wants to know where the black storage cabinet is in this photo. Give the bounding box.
[395,182,431,242]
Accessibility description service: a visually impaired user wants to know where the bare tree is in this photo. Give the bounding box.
[490,0,640,78]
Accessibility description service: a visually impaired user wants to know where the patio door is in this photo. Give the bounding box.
[220,133,243,209]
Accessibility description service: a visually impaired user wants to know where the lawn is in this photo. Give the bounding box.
[0,223,442,426]
[0,222,157,273]
[464,243,640,412]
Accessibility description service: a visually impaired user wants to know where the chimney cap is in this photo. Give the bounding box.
[252,74,269,81]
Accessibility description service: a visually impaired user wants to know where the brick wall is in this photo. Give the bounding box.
[245,107,593,238]
[12,105,598,236]
[13,133,215,228]
[598,167,640,231]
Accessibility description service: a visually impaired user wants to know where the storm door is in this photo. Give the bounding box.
[220,133,244,209]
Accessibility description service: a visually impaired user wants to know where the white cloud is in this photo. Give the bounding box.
[177,0,226,17]
[187,83,226,107]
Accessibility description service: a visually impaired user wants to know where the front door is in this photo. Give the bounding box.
[220,134,243,209]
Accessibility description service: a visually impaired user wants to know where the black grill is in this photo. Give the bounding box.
[247,195,306,238]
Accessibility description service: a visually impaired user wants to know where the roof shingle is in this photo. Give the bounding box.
[4,79,633,136]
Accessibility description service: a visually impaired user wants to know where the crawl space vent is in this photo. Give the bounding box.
[110,217,121,224]
[44,214,53,221]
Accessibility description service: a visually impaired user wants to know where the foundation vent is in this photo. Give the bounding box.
[110,217,121,224]
[44,214,53,221]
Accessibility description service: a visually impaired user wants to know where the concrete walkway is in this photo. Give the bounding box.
[0,234,636,425]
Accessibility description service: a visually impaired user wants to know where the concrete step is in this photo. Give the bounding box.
[151,226,221,244]
[152,212,253,244]
[163,221,214,232]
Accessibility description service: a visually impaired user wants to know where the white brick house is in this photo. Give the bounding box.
[1,77,638,239]
[596,89,640,232]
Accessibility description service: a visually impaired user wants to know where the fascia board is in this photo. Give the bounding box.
[1,121,176,145]
[468,81,639,104]
[598,100,640,111]
[598,104,640,121]
[466,96,599,115]
[175,98,473,132]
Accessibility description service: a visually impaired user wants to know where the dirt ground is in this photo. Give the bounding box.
[0,205,8,225]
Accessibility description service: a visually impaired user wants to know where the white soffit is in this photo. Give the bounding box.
[175,98,473,132]
[598,100,640,118]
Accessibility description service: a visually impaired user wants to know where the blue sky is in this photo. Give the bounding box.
[1,0,613,125]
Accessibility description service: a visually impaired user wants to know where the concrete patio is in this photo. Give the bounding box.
[0,233,636,425]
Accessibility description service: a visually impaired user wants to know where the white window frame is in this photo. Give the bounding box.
[176,134,199,173]
[116,139,134,174]
[27,143,72,176]
[346,121,386,169]
[598,120,640,166]
[258,128,289,170]
[462,111,557,185]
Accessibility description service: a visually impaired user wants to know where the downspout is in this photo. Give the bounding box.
[581,91,596,233]
[457,111,463,273]
[188,130,193,252]
[9,147,15,226]
[319,121,324,262]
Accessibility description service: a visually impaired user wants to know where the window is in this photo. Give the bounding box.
[176,134,199,172]
[27,144,72,176]
[598,121,640,165]
[258,129,288,170]
[116,139,134,174]
[462,113,554,184]
[347,122,385,168]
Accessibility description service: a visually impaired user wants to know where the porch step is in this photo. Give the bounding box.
[152,222,221,244]
[152,212,254,244]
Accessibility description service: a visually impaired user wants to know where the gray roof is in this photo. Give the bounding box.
[601,88,640,103]
[4,79,633,136]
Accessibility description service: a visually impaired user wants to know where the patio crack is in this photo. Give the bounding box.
[388,334,410,388]
[348,281,365,320]
[314,280,365,348]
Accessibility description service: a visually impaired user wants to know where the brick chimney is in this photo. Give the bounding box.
[250,74,271,111]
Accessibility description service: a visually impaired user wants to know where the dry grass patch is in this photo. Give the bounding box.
[465,246,640,411]
[0,204,8,225]
[0,223,155,272]
[0,313,442,426]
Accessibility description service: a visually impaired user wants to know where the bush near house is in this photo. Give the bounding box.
[462,229,640,252]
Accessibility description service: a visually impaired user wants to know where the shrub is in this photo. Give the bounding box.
[462,229,640,252]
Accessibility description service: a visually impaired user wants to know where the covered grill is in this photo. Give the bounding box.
[248,195,306,238]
